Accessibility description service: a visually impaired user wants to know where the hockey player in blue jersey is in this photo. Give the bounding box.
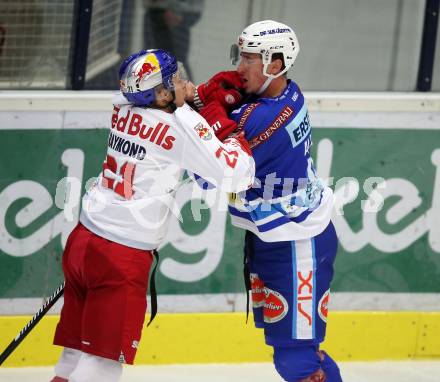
[193,20,343,382]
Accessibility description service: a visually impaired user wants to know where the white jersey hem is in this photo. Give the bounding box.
[230,187,334,242]
[80,212,158,250]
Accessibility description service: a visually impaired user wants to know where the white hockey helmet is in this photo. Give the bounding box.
[230,20,300,78]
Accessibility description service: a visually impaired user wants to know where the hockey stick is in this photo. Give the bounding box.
[0,282,65,366]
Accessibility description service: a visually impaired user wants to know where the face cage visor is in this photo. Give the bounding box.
[230,43,240,65]
[229,43,287,81]
[230,43,274,68]
[158,65,188,94]
[176,61,189,82]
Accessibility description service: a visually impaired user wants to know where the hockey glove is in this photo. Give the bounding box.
[194,71,244,111]
[209,71,244,89]
[199,101,239,141]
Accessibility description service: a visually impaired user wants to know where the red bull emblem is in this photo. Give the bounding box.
[263,287,288,323]
[136,62,157,79]
[250,273,265,308]
[238,37,244,47]
[194,123,212,140]
[318,289,330,323]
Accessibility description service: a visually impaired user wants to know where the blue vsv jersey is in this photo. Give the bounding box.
[228,80,334,242]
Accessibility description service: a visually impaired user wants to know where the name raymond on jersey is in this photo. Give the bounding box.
[111,107,175,154]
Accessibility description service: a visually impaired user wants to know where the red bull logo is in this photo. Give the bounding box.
[263,287,288,323]
[135,54,160,79]
[137,62,157,79]
[250,273,265,308]
[194,123,212,141]
[318,289,330,323]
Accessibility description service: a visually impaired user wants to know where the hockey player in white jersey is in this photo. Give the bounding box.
[50,49,254,382]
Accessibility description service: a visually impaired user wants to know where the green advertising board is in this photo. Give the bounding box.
[1,95,439,303]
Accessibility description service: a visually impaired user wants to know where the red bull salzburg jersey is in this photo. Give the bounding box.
[80,95,255,250]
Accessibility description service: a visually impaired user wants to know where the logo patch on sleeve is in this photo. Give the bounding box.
[194,123,212,140]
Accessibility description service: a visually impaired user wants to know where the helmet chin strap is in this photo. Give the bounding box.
[257,76,273,95]
[257,64,279,95]
[257,65,289,95]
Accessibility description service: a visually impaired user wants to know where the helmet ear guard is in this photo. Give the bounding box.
[231,20,300,79]
[119,49,178,107]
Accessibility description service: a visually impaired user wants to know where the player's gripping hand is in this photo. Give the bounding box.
[199,101,239,141]
[173,76,196,108]
[209,71,244,89]
[172,75,186,107]
[194,71,244,111]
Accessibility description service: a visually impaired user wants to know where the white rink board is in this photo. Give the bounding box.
[1,292,440,315]
[1,91,439,130]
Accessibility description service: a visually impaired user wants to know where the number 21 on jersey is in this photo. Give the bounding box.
[102,154,137,199]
